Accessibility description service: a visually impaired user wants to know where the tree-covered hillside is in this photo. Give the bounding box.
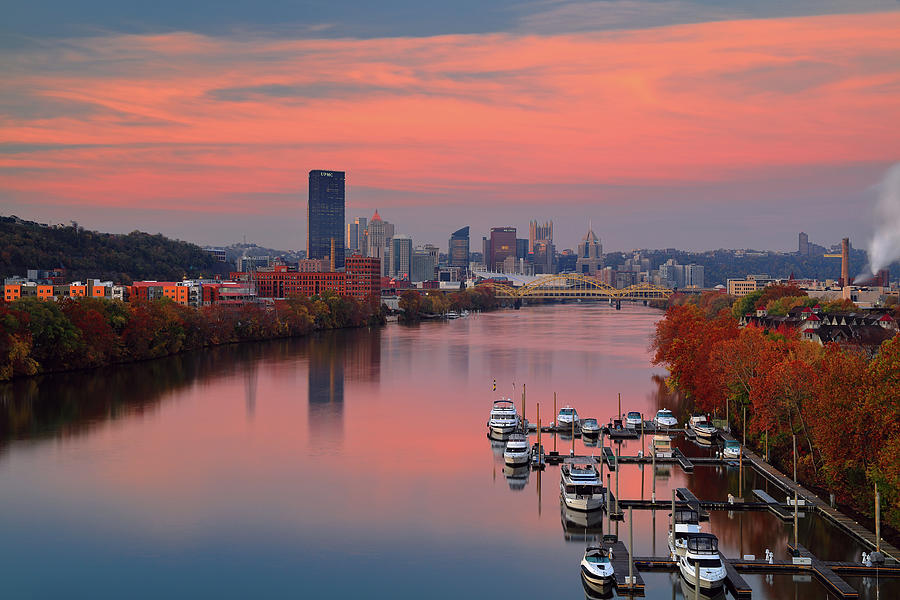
[0,216,230,283]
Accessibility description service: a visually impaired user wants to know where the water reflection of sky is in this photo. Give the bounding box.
[0,304,895,599]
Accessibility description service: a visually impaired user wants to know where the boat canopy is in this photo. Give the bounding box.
[686,533,719,553]
[674,508,699,524]
[724,439,740,448]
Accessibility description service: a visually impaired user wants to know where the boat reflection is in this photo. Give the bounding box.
[561,502,605,541]
[581,576,614,600]
[503,465,530,490]
[679,575,727,599]
[488,432,510,456]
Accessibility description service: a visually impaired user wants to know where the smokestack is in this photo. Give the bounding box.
[841,237,850,287]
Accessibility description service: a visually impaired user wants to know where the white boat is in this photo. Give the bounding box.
[557,406,580,431]
[488,399,518,436]
[625,411,642,429]
[677,533,727,591]
[654,408,678,429]
[668,507,701,558]
[722,439,741,459]
[689,414,717,440]
[581,418,600,437]
[580,546,614,593]
[560,461,604,511]
[504,433,531,466]
[651,434,673,458]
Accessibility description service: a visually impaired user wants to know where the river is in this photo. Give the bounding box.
[0,303,895,599]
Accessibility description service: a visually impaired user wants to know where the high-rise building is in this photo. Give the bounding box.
[489,227,516,271]
[347,222,359,253]
[575,226,603,276]
[308,170,345,268]
[798,232,809,256]
[348,217,368,255]
[365,209,394,270]
[449,226,470,269]
[529,220,553,253]
[411,247,436,282]
[390,235,413,279]
[482,237,491,269]
[532,240,556,274]
[684,264,705,288]
[516,238,529,260]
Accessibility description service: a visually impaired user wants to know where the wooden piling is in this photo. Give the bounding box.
[521,384,525,429]
[694,560,700,600]
[607,473,612,515]
[553,393,557,453]
[571,415,575,456]
[793,434,799,550]
[652,443,656,502]
[628,506,634,586]
[615,443,620,514]
[876,481,881,553]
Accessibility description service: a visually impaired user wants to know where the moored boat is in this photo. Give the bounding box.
[504,433,531,466]
[722,439,741,459]
[488,399,518,436]
[580,546,614,593]
[560,461,604,511]
[689,414,717,441]
[667,507,701,558]
[557,406,580,432]
[654,408,678,429]
[677,533,727,590]
[625,411,642,429]
[581,418,600,437]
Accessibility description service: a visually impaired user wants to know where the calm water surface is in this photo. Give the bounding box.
[0,304,895,599]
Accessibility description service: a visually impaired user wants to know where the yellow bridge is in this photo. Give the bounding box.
[475,273,673,300]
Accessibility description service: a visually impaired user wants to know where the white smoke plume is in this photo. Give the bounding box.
[868,163,900,275]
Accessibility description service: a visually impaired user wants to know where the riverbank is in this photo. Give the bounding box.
[0,292,385,381]
[651,290,900,532]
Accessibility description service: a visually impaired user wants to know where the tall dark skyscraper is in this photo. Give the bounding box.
[449,226,470,269]
[308,170,345,268]
[489,227,516,271]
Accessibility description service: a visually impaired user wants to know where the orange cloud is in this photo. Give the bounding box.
[1,11,899,212]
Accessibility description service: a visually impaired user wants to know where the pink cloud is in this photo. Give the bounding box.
[1,11,899,213]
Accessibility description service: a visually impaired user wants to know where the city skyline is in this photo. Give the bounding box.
[1,4,898,252]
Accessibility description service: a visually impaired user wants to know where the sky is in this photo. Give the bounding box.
[2,1,899,253]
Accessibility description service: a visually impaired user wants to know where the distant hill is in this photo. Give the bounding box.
[0,216,231,283]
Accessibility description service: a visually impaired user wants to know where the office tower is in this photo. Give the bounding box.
[348,216,368,255]
[516,238,529,260]
[365,210,394,262]
[347,222,359,253]
[308,170,345,268]
[411,247,436,282]
[532,240,556,274]
[798,232,809,256]
[684,264,705,288]
[390,235,413,279]
[575,226,603,275]
[489,227,516,271]
[529,220,553,253]
[482,237,491,269]
[449,226,470,269]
